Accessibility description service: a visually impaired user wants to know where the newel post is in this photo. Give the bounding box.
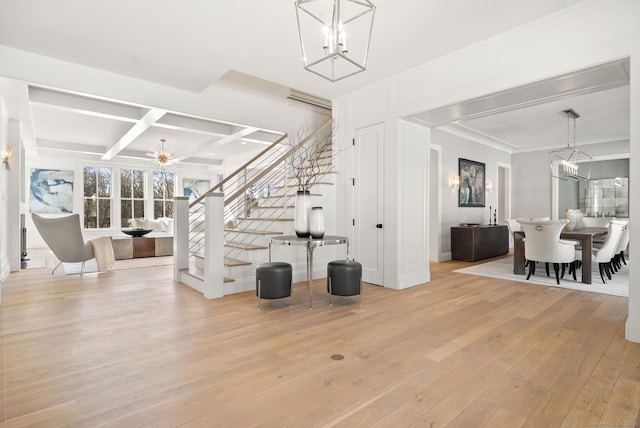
[173,196,190,282]
[204,192,224,299]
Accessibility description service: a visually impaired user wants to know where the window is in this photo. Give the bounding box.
[83,166,112,228]
[120,168,145,227]
[153,170,175,219]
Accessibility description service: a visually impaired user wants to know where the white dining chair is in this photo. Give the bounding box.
[576,219,626,284]
[612,220,629,271]
[517,218,579,284]
[32,213,95,275]
[506,218,521,234]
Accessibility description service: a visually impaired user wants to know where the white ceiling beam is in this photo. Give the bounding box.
[29,87,143,123]
[101,109,166,160]
[415,60,630,126]
[154,113,233,136]
[239,136,278,146]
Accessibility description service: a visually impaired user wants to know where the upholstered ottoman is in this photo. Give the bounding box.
[255,262,293,307]
[327,260,362,305]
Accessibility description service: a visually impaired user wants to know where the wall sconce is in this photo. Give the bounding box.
[450,175,460,191]
[485,180,493,193]
[1,148,12,170]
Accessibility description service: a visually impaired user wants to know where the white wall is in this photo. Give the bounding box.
[512,140,630,219]
[432,129,511,260]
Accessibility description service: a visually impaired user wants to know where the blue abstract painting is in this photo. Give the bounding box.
[30,169,74,213]
[183,178,210,203]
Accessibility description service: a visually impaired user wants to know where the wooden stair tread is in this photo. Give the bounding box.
[263,193,321,198]
[295,164,333,170]
[224,257,251,267]
[252,205,295,209]
[225,228,284,235]
[275,181,333,188]
[225,241,268,250]
[237,217,293,222]
[180,267,234,283]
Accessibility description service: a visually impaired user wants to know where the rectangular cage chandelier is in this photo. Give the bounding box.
[549,108,592,182]
[295,0,376,82]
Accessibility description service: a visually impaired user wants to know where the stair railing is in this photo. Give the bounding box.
[180,117,333,289]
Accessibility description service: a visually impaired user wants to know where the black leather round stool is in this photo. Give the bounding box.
[327,260,362,305]
[256,262,293,307]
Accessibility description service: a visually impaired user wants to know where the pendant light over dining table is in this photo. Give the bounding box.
[294,0,376,82]
[549,108,592,181]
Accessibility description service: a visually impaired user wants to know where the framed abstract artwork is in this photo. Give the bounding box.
[458,158,485,208]
[30,168,74,213]
[183,178,210,203]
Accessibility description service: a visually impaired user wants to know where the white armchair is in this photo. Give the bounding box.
[517,218,578,284]
[32,213,95,274]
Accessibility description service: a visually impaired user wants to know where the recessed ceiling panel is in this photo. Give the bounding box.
[129,127,218,154]
[449,85,629,151]
[31,104,133,147]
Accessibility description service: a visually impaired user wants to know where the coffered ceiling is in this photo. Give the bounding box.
[25,86,284,167]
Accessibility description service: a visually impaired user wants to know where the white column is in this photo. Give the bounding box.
[8,119,21,271]
[394,120,430,288]
[626,51,640,343]
[0,101,10,289]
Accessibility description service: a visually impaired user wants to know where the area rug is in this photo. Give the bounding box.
[454,256,629,297]
[23,248,173,273]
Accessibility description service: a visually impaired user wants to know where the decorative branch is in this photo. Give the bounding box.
[287,123,341,191]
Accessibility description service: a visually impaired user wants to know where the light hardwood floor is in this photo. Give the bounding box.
[1,258,639,427]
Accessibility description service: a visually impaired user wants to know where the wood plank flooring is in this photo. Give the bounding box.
[1,258,639,427]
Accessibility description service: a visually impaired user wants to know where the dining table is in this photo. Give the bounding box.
[513,227,608,284]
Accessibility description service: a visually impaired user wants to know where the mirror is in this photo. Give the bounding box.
[579,177,629,217]
[557,157,629,218]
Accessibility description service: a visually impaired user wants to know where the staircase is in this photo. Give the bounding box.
[174,118,334,297]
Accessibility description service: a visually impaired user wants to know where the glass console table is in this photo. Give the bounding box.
[269,235,349,308]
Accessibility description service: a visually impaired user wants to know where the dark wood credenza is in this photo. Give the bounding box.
[451,225,509,262]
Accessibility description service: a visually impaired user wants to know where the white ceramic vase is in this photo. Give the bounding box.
[294,190,311,237]
[310,206,325,239]
[564,209,583,230]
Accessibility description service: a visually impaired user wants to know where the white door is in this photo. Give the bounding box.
[353,123,384,285]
